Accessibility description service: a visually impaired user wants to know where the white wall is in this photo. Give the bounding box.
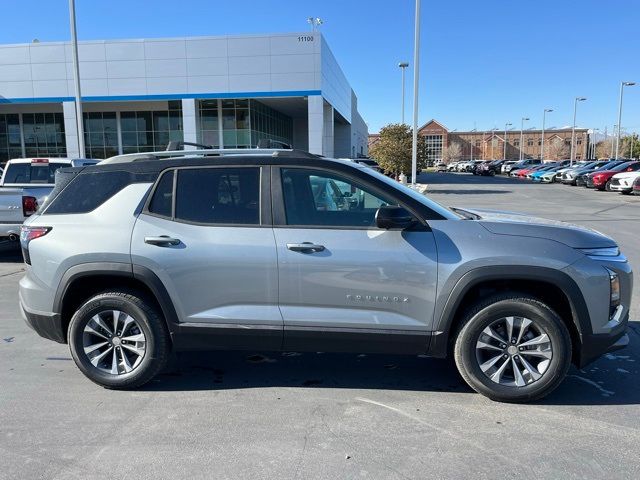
[0,33,322,100]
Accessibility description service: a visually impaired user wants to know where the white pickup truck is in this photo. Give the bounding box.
[0,158,99,241]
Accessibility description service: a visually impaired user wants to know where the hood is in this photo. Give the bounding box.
[613,171,640,179]
[456,208,616,249]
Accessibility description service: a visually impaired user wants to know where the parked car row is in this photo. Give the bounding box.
[441,157,640,196]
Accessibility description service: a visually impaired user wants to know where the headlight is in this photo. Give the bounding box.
[607,269,621,306]
[579,246,620,258]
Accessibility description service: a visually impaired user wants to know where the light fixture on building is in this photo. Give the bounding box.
[307,17,323,31]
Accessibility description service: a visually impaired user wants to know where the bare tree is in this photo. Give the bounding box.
[441,142,462,164]
[596,139,615,159]
[544,137,569,161]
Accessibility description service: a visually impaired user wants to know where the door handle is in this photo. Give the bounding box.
[286,242,325,253]
[145,235,181,246]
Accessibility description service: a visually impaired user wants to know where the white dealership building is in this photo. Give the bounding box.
[0,32,368,162]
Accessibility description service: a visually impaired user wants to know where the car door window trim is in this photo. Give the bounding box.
[271,165,429,231]
[143,165,272,227]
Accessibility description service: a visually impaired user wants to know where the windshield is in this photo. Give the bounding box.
[3,162,67,184]
[363,167,462,220]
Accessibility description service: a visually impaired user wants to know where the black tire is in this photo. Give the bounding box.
[454,293,572,403]
[68,291,171,389]
[605,180,612,191]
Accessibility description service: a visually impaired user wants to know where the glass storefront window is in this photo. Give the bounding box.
[423,135,443,165]
[22,112,66,159]
[84,112,118,159]
[0,114,23,163]
[120,103,183,154]
[198,99,292,149]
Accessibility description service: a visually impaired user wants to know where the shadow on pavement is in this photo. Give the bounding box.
[419,172,529,186]
[0,241,22,263]
[428,189,510,195]
[145,327,640,406]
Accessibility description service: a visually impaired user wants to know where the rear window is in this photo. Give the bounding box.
[44,170,134,214]
[3,162,67,184]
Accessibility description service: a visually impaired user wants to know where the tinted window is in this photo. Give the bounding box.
[281,168,395,227]
[3,162,66,184]
[45,171,133,214]
[175,168,260,225]
[38,169,81,212]
[149,170,174,217]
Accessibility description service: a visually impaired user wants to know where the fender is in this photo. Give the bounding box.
[428,265,591,358]
[54,262,181,337]
[53,262,133,314]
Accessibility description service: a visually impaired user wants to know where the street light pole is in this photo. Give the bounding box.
[611,125,617,158]
[503,123,512,159]
[410,0,421,185]
[590,128,599,159]
[69,0,85,158]
[570,97,587,165]
[541,108,553,160]
[615,81,636,159]
[398,62,409,124]
[519,117,529,161]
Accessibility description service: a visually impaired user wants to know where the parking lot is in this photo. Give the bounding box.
[1,173,639,480]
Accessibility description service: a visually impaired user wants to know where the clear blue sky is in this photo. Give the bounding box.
[2,0,639,135]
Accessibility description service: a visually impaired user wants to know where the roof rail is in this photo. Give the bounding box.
[100,147,322,165]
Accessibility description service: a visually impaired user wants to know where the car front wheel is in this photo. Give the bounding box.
[68,291,171,389]
[454,293,572,403]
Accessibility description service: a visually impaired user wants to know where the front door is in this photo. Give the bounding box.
[272,167,438,353]
[131,165,281,349]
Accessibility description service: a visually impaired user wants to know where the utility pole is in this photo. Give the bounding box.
[410,0,421,184]
[503,123,512,159]
[616,81,636,159]
[519,117,529,161]
[398,62,409,124]
[69,0,85,158]
[570,97,587,165]
[541,108,553,160]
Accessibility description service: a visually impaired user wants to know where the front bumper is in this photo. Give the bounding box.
[579,321,629,367]
[609,184,632,192]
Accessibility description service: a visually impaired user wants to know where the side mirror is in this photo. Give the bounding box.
[375,205,416,230]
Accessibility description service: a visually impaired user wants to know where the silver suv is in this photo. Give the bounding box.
[18,149,632,402]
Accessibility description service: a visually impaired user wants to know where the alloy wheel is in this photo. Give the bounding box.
[475,316,552,387]
[82,310,147,375]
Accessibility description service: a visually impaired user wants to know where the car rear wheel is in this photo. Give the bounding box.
[454,293,571,403]
[68,291,170,389]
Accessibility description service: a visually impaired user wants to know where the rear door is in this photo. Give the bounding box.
[131,165,281,349]
[272,166,438,353]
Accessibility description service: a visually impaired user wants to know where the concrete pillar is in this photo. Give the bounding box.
[322,101,334,158]
[307,95,335,157]
[307,95,324,155]
[63,101,80,158]
[181,98,198,149]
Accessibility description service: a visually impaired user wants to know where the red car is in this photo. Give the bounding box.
[587,161,640,191]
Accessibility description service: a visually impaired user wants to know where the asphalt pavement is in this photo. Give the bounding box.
[0,174,638,480]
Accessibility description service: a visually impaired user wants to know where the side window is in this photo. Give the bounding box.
[281,168,396,227]
[44,171,133,214]
[175,167,260,225]
[148,170,174,217]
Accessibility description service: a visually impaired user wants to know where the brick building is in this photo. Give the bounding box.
[369,120,590,164]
